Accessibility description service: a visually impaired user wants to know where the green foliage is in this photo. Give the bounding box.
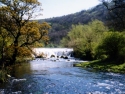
[61,20,108,60]
[39,4,107,45]
[0,70,7,83]
[0,68,11,83]
[96,32,125,64]
[0,66,12,83]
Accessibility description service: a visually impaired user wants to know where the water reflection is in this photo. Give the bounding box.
[11,63,31,78]
[30,59,73,69]
[0,58,125,94]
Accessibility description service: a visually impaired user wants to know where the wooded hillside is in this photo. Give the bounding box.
[38,4,108,47]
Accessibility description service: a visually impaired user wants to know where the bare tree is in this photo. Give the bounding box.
[101,0,125,31]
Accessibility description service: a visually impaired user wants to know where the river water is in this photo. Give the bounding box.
[0,48,125,94]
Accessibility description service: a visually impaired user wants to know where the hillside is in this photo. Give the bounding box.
[38,4,108,47]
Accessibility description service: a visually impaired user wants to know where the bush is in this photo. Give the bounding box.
[0,70,7,83]
[61,20,107,60]
[96,32,125,64]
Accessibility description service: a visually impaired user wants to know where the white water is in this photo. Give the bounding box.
[32,48,74,58]
[1,48,125,94]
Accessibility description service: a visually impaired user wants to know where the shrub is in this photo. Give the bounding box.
[0,70,7,83]
[61,20,108,60]
[96,32,125,64]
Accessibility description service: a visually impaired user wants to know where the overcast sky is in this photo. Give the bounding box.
[37,0,101,19]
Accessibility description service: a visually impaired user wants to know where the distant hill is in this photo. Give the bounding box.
[38,4,108,47]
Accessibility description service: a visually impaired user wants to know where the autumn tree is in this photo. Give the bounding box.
[0,28,10,65]
[101,0,125,31]
[0,0,50,65]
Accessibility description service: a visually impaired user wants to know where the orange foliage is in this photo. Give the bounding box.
[17,47,31,57]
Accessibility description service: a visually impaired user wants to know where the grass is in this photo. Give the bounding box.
[74,59,125,73]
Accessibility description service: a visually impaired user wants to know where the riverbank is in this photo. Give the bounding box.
[1,59,125,94]
[74,60,125,73]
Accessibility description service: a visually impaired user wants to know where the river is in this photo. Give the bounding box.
[0,48,125,94]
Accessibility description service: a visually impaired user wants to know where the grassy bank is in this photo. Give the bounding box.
[74,60,125,73]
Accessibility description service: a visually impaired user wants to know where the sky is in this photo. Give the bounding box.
[36,0,101,19]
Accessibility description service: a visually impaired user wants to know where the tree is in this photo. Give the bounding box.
[96,32,125,64]
[0,0,50,65]
[101,0,125,31]
[61,20,108,60]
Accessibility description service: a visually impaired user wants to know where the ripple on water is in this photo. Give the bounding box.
[1,59,125,94]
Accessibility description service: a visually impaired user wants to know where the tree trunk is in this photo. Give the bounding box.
[10,33,20,65]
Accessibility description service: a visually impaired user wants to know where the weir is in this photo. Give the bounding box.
[1,48,125,94]
[32,48,74,58]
